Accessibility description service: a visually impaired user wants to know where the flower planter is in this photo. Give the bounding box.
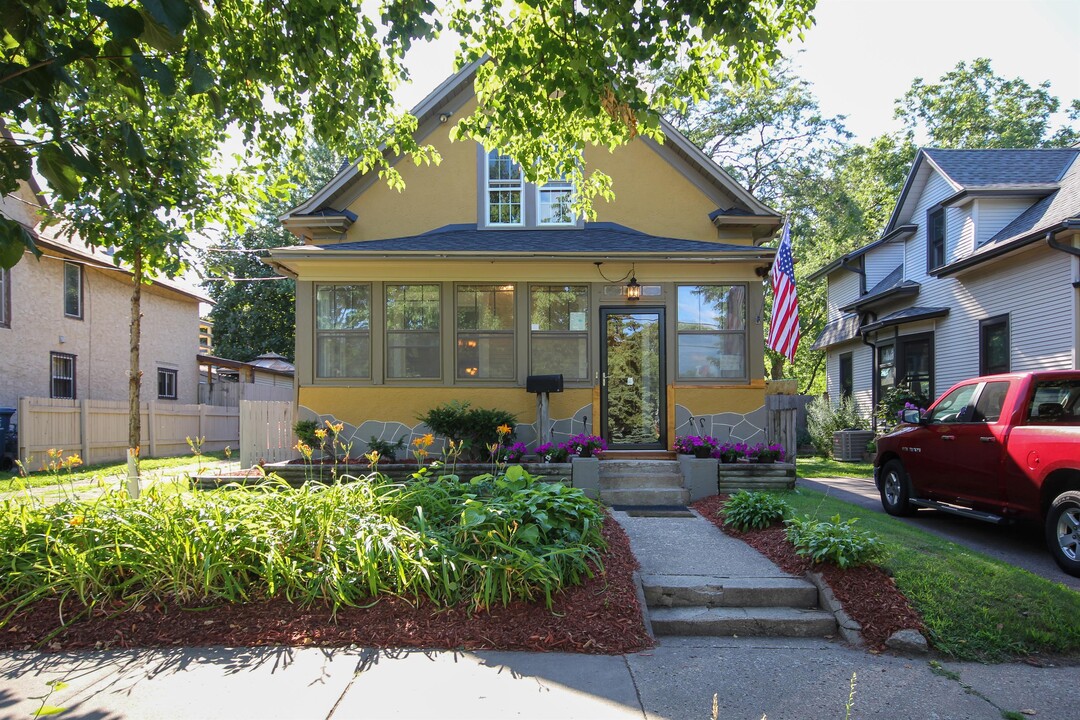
[716,462,796,494]
[678,454,720,501]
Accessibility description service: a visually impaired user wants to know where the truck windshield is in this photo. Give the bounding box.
[1027,380,1080,425]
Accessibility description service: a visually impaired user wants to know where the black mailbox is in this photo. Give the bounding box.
[526,374,564,393]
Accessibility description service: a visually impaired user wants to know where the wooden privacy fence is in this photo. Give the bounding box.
[17,397,239,468]
[239,400,296,468]
[198,382,293,407]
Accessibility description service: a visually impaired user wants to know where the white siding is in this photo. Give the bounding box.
[864,243,905,288]
[827,271,860,322]
[954,206,975,261]
[826,341,874,417]
[975,198,1035,247]
[905,171,955,284]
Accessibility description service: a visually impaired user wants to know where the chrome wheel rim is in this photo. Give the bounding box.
[884,471,901,507]
[1056,507,1080,562]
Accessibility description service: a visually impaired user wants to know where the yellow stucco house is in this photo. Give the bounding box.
[270,63,781,454]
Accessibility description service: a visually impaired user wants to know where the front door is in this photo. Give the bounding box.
[600,308,666,449]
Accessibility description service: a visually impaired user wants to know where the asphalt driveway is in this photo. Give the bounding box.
[798,474,1080,593]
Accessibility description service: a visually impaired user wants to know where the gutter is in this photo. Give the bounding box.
[933,222,1071,277]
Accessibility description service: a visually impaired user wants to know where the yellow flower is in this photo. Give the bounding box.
[497,424,512,436]
[365,450,381,466]
[314,428,327,440]
[325,420,344,434]
[422,433,434,447]
[70,515,84,527]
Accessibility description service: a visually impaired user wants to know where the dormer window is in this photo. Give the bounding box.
[538,178,574,225]
[486,151,523,226]
[927,207,946,270]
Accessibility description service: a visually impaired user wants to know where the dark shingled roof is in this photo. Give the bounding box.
[841,265,921,312]
[327,223,759,255]
[861,307,950,334]
[811,314,861,351]
[924,149,1077,188]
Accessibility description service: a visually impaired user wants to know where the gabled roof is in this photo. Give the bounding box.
[840,265,920,313]
[934,150,1080,276]
[281,60,779,232]
[860,306,949,334]
[271,223,777,261]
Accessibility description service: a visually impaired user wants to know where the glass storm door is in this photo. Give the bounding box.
[601,308,666,449]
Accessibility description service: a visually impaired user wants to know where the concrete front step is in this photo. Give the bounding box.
[649,606,838,638]
[599,461,681,475]
[599,473,685,490]
[641,575,819,609]
[599,487,690,506]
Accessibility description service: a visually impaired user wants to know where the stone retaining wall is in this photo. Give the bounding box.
[193,462,573,490]
[716,462,796,493]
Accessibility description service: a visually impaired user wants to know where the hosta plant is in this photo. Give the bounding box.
[784,514,885,569]
[720,491,792,531]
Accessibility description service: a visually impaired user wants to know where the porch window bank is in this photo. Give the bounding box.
[676,285,747,380]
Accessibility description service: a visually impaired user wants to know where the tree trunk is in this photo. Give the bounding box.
[769,353,785,380]
[128,247,143,466]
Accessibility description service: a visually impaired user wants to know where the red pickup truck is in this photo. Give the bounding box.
[874,371,1080,577]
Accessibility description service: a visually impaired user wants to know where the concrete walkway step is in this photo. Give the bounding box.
[599,460,681,475]
[599,473,685,490]
[600,488,690,506]
[649,606,838,638]
[641,575,819,609]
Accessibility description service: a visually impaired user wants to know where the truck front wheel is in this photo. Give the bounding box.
[1046,491,1080,577]
[880,460,914,517]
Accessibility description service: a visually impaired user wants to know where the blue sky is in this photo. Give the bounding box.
[398,0,1080,144]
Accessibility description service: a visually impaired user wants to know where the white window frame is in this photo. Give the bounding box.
[63,261,82,319]
[536,179,575,226]
[157,367,178,400]
[485,151,524,227]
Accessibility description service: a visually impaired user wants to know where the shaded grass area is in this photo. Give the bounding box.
[787,487,1080,662]
[0,451,228,491]
[795,456,874,480]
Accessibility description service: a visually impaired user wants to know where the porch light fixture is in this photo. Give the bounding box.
[626,265,641,301]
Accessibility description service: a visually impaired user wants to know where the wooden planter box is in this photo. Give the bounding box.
[191,461,573,491]
[716,462,796,494]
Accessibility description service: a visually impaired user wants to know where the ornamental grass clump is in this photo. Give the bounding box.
[720,491,792,531]
[784,514,885,569]
[0,466,606,622]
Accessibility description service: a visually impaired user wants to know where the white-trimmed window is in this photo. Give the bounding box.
[537,179,574,225]
[157,368,178,399]
[386,284,441,379]
[0,267,9,328]
[63,262,82,318]
[486,151,523,226]
[676,285,747,380]
[530,285,588,380]
[456,284,515,380]
[50,352,76,399]
[315,284,371,379]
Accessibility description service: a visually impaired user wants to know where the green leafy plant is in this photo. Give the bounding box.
[806,395,869,457]
[875,383,929,428]
[367,436,406,461]
[294,420,319,447]
[784,514,885,568]
[417,401,517,461]
[720,491,792,531]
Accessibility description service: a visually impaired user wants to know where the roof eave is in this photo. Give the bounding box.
[860,308,949,334]
[932,221,1073,278]
[839,285,919,313]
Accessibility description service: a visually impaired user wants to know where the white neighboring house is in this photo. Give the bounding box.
[0,181,207,410]
[810,148,1080,423]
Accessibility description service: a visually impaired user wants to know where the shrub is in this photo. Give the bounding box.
[368,435,406,461]
[784,514,885,568]
[875,383,929,429]
[721,491,792,530]
[417,401,518,461]
[806,395,869,457]
[294,420,319,447]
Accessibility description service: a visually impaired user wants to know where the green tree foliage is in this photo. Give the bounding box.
[204,143,340,362]
[896,58,1080,149]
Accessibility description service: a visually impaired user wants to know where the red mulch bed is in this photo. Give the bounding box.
[692,495,925,652]
[0,517,653,655]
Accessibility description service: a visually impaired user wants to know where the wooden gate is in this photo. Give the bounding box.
[239,400,295,468]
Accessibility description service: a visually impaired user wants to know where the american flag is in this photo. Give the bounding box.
[767,222,801,362]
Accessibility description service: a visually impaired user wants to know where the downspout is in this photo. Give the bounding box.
[1045,227,1080,258]
[859,311,878,432]
[1047,225,1080,366]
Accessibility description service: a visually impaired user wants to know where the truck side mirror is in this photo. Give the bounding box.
[901,408,923,425]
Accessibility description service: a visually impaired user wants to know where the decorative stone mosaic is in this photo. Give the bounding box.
[673,404,766,446]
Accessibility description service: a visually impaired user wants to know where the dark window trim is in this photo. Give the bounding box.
[157,367,178,400]
[63,261,84,319]
[50,351,77,399]
[839,351,854,399]
[0,267,9,328]
[979,314,1010,376]
[926,205,946,272]
[876,331,935,405]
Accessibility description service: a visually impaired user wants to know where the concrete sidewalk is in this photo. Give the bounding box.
[1,640,1074,719]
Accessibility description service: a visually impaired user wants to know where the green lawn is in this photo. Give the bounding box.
[784,487,1080,662]
[795,456,874,479]
[0,451,229,492]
